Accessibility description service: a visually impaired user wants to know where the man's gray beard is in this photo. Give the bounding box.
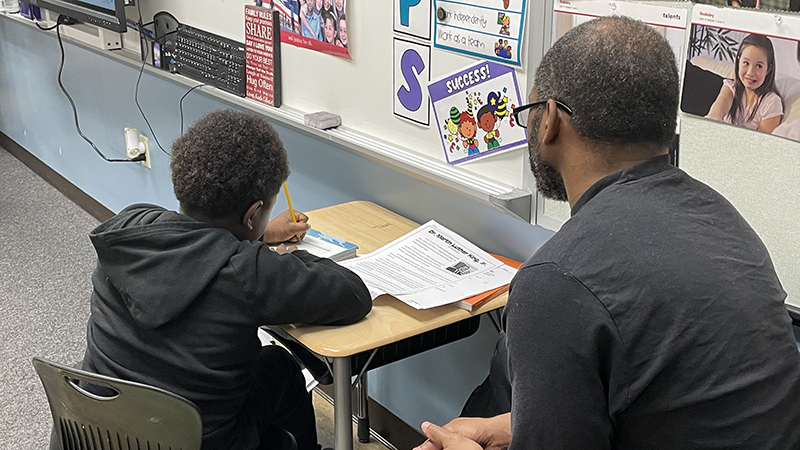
[527,113,569,202]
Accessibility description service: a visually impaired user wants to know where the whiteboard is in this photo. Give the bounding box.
[136,0,531,193]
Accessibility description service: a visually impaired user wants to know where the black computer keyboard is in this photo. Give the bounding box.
[173,24,246,97]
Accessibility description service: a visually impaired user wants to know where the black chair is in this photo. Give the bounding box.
[32,357,203,450]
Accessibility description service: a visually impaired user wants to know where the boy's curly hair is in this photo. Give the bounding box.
[170,110,290,219]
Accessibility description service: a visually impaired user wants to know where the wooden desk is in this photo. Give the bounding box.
[280,201,507,450]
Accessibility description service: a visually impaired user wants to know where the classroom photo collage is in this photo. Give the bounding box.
[297,0,347,48]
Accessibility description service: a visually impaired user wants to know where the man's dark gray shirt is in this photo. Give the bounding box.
[505,155,800,449]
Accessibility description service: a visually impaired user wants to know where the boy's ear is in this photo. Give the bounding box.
[242,201,264,229]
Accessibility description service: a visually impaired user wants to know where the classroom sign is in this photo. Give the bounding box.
[433,0,527,66]
[428,60,527,165]
[394,0,432,41]
[394,37,432,126]
[245,6,282,107]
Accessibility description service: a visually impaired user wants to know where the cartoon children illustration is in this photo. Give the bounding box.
[477,105,500,150]
[459,112,478,155]
[477,91,509,150]
[705,34,783,133]
[495,39,512,59]
[498,13,510,36]
[458,103,479,156]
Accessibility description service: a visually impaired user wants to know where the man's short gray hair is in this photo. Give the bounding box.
[535,16,679,149]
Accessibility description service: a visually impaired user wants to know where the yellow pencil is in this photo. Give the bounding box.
[283,181,302,241]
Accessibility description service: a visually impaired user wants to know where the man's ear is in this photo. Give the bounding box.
[242,200,264,230]
[541,98,563,146]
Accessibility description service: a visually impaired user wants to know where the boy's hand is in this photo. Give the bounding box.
[263,209,311,245]
[270,243,298,255]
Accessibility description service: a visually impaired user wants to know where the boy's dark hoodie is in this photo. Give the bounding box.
[80,204,371,444]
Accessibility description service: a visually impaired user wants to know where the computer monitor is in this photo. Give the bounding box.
[28,0,127,33]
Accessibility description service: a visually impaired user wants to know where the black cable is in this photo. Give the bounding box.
[180,84,206,135]
[36,22,59,31]
[133,2,170,156]
[53,21,143,163]
[134,59,170,155]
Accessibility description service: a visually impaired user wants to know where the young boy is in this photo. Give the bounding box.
[71,110,372,450]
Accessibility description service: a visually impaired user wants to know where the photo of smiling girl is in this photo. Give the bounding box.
[322,11,337,45]
[336,14,347,47]
[706,34,784,133]
[334,0,345,20]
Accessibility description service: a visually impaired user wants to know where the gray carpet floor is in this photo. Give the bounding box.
[0,147,99,449]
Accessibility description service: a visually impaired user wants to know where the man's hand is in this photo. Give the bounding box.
[415,414,512,450]
[416,422,482,450]
[263,209,310,245]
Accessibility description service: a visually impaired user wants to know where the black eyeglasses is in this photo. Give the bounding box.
[512,100,573,129]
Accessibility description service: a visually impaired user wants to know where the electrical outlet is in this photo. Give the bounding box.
[139,135,150,169]
[124,128,151,169]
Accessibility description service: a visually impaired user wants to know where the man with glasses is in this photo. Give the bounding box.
[417,15,800,450]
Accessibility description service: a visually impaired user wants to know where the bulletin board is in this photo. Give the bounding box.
[135,0,538,219]
[679,5,800,308]
[526,0,800,306]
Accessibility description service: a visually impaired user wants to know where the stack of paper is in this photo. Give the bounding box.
[339,220,520,310]
[454,254,523,311]
[296,229,358,262]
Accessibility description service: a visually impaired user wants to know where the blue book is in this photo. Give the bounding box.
[296,229,358,261]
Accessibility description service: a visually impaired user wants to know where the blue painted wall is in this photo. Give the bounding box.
[0,15,553,429]
[2,15,799,431]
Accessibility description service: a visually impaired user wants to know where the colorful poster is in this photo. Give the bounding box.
[428,61,527,165]
[245,6,282,107]
[682,5,800,143]
[433,0,527,66]
[394,37,432,126]
[268,0,350,59]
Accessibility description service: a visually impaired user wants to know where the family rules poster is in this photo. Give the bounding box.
[429,60,527,165]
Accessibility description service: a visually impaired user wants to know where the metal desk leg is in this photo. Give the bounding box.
[356,374,370,443]
[333,357,353,450]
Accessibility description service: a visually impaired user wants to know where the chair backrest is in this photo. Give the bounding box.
[32,357,203,450]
